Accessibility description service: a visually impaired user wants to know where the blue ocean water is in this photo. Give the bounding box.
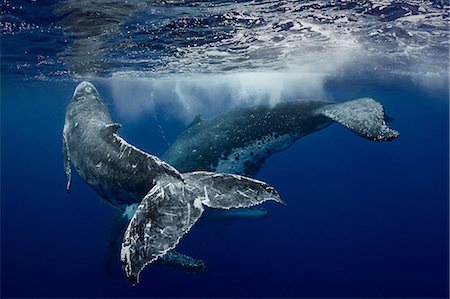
[1,76,448,298]
[1,1,449,298]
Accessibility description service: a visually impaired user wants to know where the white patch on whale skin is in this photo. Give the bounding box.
[121,244,132,277]
[215,133,298,174]
[193,197,203,210]
[201,185,211,206]
[123,203,139,220]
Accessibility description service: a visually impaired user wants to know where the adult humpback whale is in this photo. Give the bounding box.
[62,81,283,285]
[162,99,399,176]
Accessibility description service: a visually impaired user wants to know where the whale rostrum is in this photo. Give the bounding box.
[62,81,283,285]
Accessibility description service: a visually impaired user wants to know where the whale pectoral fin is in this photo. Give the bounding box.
[121,178,204,285]
[181,171,284,209]
[62,134,72,192]
[319,98,400,141]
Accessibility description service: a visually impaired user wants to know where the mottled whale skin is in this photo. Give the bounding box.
[163,99,399,176]
[63,82,182,210]
[63,82,283,285]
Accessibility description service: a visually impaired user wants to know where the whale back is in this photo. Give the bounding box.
[163,100,333,176]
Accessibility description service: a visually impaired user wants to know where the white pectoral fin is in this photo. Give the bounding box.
[319,98,400,141]
[62,134,72,192]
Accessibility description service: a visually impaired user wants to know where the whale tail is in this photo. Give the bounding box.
[121,171,283,285]
[318,98,400,141]
[104,210,208,277]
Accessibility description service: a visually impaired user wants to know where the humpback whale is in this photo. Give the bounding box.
[162,99,399,176]
[62,81,283,285]
[102,96,399,277]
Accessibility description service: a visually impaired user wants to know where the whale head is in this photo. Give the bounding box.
[65,81,112,131]
[72,81,102,103]
[68,81,110,119]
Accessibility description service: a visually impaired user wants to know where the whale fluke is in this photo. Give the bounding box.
[182,171,284,208]
[104,209,208,278]
[121,173,282,285]
[318,98,400,141]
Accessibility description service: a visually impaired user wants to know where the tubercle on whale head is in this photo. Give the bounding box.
[72,81,101,103]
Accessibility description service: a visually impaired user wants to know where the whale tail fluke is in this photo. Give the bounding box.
[120,171,282,285]
[104,208,208,278]
[319,98,400,141]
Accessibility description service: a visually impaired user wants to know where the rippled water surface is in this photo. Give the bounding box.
[1,0,448,78]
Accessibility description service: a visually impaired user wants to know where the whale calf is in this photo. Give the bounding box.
[62,81,283,285]
[163,99,399,176]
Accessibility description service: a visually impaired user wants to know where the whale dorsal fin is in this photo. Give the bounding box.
[186,114,203,129]
[104,123,122,134]
[318,98,400,141]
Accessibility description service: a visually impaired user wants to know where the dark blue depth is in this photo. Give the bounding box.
[1,77,448,298]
